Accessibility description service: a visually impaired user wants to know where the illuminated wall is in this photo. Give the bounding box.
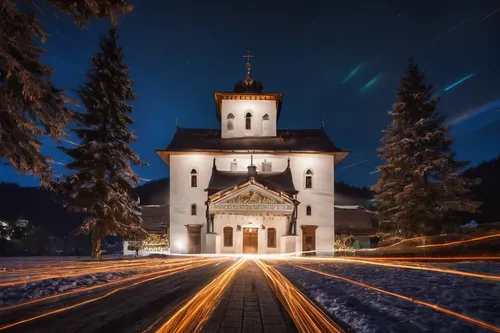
[169,154,335,254]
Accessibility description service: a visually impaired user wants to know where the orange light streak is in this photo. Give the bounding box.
[417,234,500,248]
[283,257,500,281]
[0,260,218,331]
[294,264,500,333]
[345,256,500,261]
[0,258,222,312]
[154,258,245,333]
[255,260,346,333]
[0,258,202,287]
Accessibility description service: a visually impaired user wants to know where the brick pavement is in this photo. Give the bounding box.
[201,260,296,333]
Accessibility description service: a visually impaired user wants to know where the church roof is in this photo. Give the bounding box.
[335,205,375,235]
[140,205,169,235]
[158,128,348,164]
[206,162,298,195]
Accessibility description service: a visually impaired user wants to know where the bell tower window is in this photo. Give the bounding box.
[227,113,234,131]
[245,112,252,130]
[262,114,269,134]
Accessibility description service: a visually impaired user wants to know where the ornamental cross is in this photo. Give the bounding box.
[243,51,254,79]
[243,50,254,64]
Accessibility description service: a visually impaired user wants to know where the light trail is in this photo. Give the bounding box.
[342,63,363,84]
[293,264,500,333]
[444,73,474,92]
[154,258,245,333]
[345,256,500,261]
[256,260,347,333]
[0,259,219,331]
[279,257,500,281]
[0,258,202,287]
[0,258,222,312]
[417,233,500,248]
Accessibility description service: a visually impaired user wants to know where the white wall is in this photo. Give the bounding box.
[169,154,213,253]
[220,100,277,138]
[291,155,335,253]
[169,153,335,254]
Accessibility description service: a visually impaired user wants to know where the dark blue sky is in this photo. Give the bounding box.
[2,0,500,187]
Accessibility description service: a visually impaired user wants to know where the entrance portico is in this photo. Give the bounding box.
[205,178,299,255]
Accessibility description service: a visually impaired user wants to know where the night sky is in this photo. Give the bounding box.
[2,0,500,187]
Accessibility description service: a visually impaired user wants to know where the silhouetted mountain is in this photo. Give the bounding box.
[133,178,169,205]
[464,155,500,223]
[0,182,83,236]
[334,181,373,207]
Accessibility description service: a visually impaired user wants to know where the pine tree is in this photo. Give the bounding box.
[0,0,133,186]
[372,58,480,237]
[57,28,146,259]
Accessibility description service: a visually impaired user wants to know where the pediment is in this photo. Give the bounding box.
[210,183,292,206]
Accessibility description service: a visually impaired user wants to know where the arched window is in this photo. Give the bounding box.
[227,113,234,131]
[305,169,313,189]
[190,169,197,187]
[262,114,269,134]
[223,227,233,247]
[191,204,197,216]
[267,228,276,248]
[306,205,312,216]
[245,112,252,130]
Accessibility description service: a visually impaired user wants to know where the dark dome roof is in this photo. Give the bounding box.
[233,78,264,93]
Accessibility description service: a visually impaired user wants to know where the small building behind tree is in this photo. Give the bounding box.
[334,205,377,249]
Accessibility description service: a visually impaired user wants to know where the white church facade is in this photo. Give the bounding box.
[156,53,349,255]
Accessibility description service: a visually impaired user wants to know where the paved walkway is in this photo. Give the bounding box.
[201,261,296,333]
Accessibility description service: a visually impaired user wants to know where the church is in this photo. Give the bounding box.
[156,52,349,255]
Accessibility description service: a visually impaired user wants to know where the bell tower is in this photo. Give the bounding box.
[214,51,283,139]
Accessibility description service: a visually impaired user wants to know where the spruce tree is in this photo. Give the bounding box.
[57,28,146,259]
[372,58,480,236]
[0,0,133,186]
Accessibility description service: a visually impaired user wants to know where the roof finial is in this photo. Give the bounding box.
[250,154,254,166]
[287,157,290,168]
[321,117,325,129]
[243,50,254,80]
[175,118,179,128]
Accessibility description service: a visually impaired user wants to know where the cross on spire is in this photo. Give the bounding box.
[243,50,254,79]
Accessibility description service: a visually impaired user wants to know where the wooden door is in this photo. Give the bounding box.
[301,225,318,256]
[186,224,202,254]
[243,227,258,254]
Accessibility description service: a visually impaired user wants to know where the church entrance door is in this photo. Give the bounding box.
[243,227,258,254]
[301,225,318,256]
[186,224,202,254]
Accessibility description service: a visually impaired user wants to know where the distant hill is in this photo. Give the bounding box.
[0,182,83,237]
[464,155,500,223]
[132,178,169,205]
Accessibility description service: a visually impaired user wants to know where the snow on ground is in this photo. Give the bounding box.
[278,261,500,333]
[0,256,158,307]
